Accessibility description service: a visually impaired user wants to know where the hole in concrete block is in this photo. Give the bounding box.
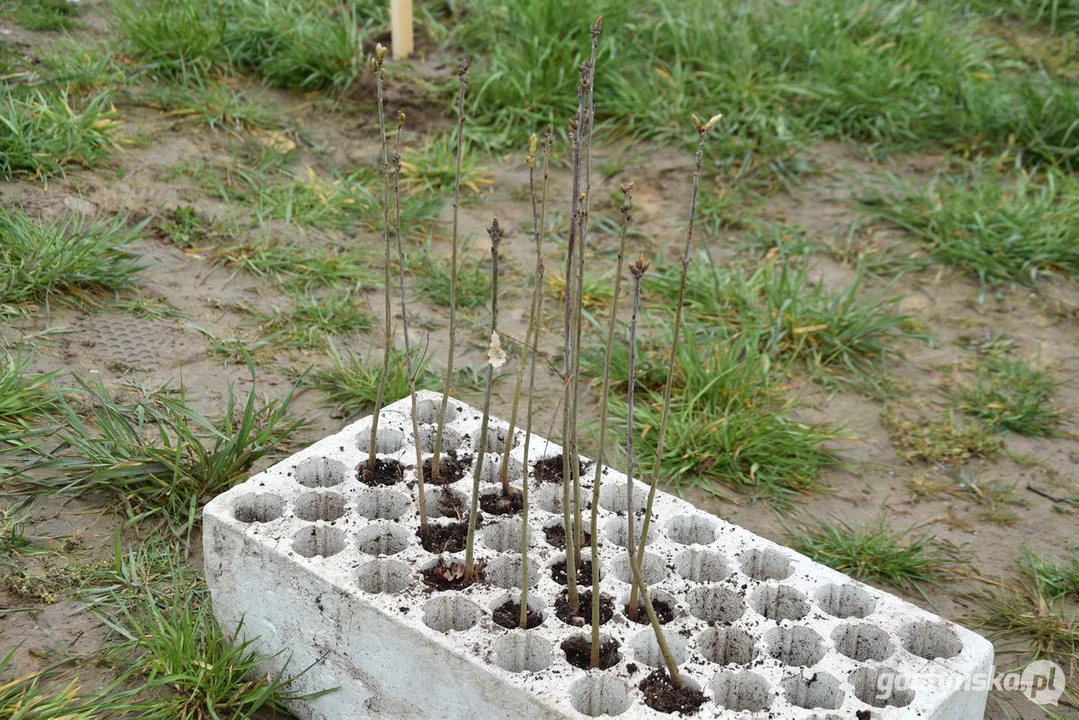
[422,595,481,633]
[569,673,632,717]
[356,487,409,520]
[542,517,592,550]
[413,397,452,425]
[603,516,656,548]
[532,454,586,484]
[485,554,539,589]
[355,523,410,556]
[356,558,411,594]
[416,423,461,453]
[476,422,521,454]
[562,633,620,670]
[356,458,403,486]
[355,421,407,454]
[293,491,345,522]
[479,485,525,516]
[696,627,757,666]
[628,627,687,668]
[619,588,677,625]
[232,493,284,523]
[424,486,469,520]
[665,514,719,546]
[610,551,666,586]
[781,671,844,710]
[675,548,731,583]
[850,666,915,708]
[901,620,963,660]
[482,517,528,553]
[295,457,347,488]
[764,626,825,667]
[549,552,600,586]
[751,584,809,621]
[533,483,566,514]
[597,481,647,513]
[710,670,774,712]
[832,623,895,662]
[477,453,524,485]
[815,583,875,619]
[494,631,553,673]
[687,585,745,623]
[292,525,345,558]
[739,547,793,581]
[491,592,546,629]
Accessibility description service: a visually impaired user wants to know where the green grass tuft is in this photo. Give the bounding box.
[409,242,490,308]
[790,517,961,593]
[0,346,58,431]
[263,293,374,349]
[309,342,437,418]
[954,357,1071,436]
[46,366,302,538]
[400,134,492,195]
[883,406,1002,463]
[2,0,80,30]
[610,331,842,510]
[1019,549,1079,601]
[862,170,1079,286]
[0,208,145,313]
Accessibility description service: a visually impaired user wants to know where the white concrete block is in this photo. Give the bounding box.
[204,391,994,719]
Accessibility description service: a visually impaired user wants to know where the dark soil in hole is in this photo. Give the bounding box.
[479,487,523,515]
[532,454,587,484]
[561,635,620,670]
[492,600,544,629]
[551,559,595,586]
[639,670,706,715]
[624,597,675,625]
[432,489,469,520]
[554,589,613,626]
[423,451,471,485]
[418,522,468,553]
[356,458,403,486]
[420,557,484,591]
[544,524,592,550]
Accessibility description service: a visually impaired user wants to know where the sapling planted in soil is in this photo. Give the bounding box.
[625,256,684,689]
[590,183,633,666]
[430,59,469,484]
[364,44,394,484]
[464,218,504,582]
[390,112,428,529]
[519,126,553,628]
[629,113,722,620]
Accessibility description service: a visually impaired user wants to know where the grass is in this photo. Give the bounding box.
[45,365,302,538]
[0,208,145,314]
[645,253,919,381]
[953,357,1071,436]
[0,498,41,569]
[882,406,1002,463]
[0,650,98,720]
[409,242,491,308]
[308,342,437,418]
[905,467,1025,526]
[862,170,1079,286]
[212,238,379,293]
[2,0,80,31]
[1019,549,1079,601]
[154,206,234,249]
[609,330,842,509]
[452,0,1079,167]
[0,346,58,430]
[789,516,962,594]
[400,133,492,195]
[146,78,281,134]
[974,0,1079,33]
[262,293,374,349]
[967,557,1079,675]
[0,86,121,180]
[114,0,383,93]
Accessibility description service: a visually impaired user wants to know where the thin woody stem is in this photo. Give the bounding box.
[391,114,427,528]
[590,184,631,667]
[520,126,552,629]
[431,59,469,483]
[465,219,503,579]
[365,45,392,483]
[630,116,719,617]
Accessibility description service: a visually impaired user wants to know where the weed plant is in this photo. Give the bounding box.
[883,407,1002,463]
[47,367,301,538]
[400,133,492,194]
[409,241,490,308]
[954,357,1071,436]
[0,347,58,430]
[2,0,80,30]
[309,343,436,419]
[262,293,373,349]
[790,517,962,594]
[862,170,1079,285]
[0,209,145,313]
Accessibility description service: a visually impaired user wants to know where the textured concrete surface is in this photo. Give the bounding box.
[204,391,994,719]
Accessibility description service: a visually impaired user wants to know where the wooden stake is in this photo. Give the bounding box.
[391,0,414,60]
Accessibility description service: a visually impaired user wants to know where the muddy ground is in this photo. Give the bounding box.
[1,2,1077,718]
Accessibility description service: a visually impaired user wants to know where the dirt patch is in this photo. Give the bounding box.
[561,634,620,670]
[491,599,544,629]
[639,669,706,715]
